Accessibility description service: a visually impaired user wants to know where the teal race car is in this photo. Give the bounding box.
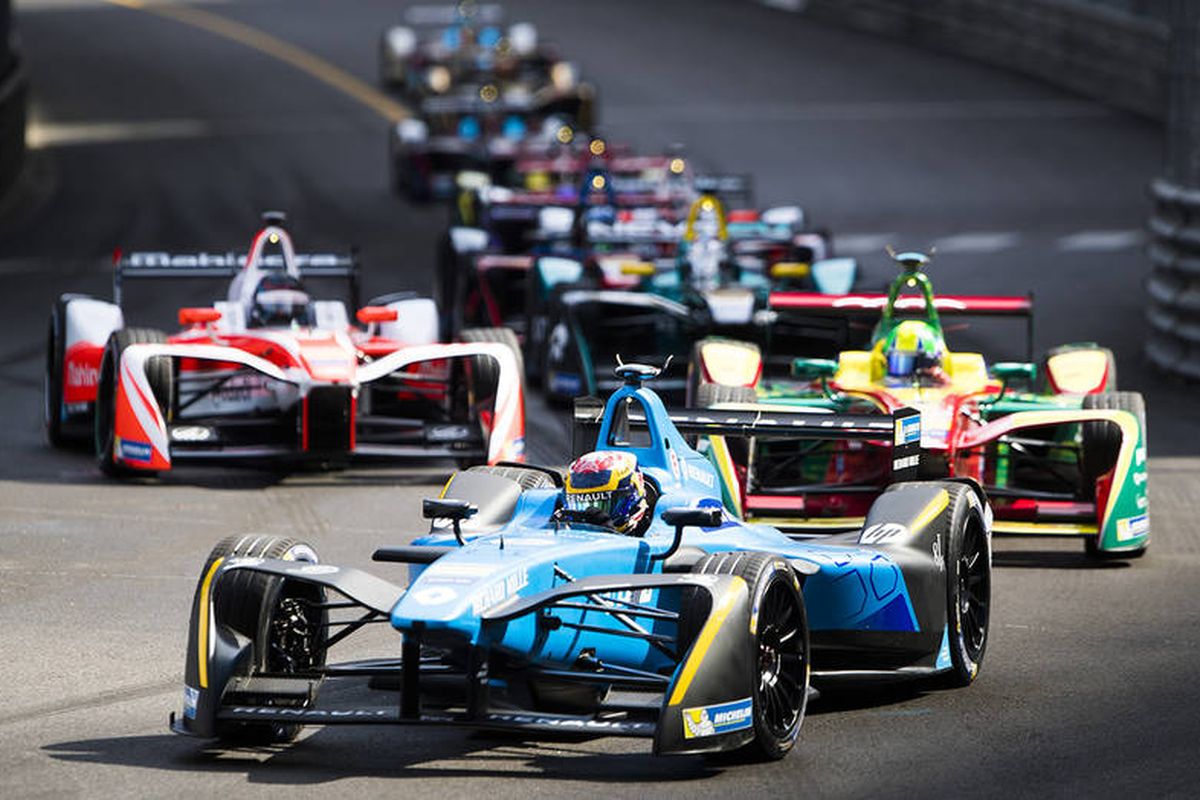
[690,250,1148,559]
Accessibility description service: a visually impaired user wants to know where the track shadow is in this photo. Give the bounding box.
[993,550,1133,570]
[42,726,720,785]
[809,681,929,715]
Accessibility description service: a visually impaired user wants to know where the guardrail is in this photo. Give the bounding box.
[0,52,26,203]
[756,0,1169,120]
[1148,179,1200,379]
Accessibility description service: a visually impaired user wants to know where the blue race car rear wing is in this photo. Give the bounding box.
[572,397,922,482]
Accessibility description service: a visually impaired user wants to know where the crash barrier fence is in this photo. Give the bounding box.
[755,0,1169,121]
[1148,178,1200,379]
[0,51,26,204]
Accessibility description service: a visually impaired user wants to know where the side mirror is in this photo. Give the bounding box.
[661,507,722,529]
[991,362,1036,384]
[357,305,399,325]
[422,498,478,546]
[654,506,723,562]
[791,358,838,381]
[179,307,221,326]
[769,262,810,279]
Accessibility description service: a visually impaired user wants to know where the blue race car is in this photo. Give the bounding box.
[172,363,991,760]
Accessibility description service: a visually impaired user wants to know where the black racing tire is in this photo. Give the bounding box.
[466,464,559,490]
[1081,392,1147,559]
[461,326,526,394]
[878,481,990,687]
[1040,344,1117,394]
[94,328,172,477]
[1080,391,1144,487]
[44,297,70,448]
[690,551,809,761]
[201,534,326,745]
[696,382,758,409]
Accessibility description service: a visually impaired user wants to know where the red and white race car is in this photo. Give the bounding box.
[44,213,525,476]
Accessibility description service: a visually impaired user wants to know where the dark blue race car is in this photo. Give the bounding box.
[172,363,992,760]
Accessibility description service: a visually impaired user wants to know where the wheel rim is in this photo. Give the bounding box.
[756,577,806,739]
[957,524,990,659]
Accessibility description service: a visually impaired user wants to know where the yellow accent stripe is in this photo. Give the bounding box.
[104,0,409,123]
[439,476,453,499]
[669,576,745,706]
[709,435,742,517]
[197,556,224,689]
[992,521,1098,535]
[910,489,950,533]
[747,516,864,530]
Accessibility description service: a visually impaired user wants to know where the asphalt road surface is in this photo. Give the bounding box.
[1,1,1197,797]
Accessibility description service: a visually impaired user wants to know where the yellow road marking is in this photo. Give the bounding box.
[105,0,409,122]
[197,556,224,689]
[669,576,745,706]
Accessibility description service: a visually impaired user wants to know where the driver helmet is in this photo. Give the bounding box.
[883,319,944,378]
[563,450,648,534]
[248,274,311,329]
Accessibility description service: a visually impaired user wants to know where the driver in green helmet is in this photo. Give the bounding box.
[882,319,947,385]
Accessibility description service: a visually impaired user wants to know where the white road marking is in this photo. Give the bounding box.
[1057,230,1145,252]
[931,232,1021,253]
[26,118,209,148]
[604,100,1112,124]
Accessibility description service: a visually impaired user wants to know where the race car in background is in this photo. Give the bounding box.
[691,250,1148,559]
[171,363,991,760]
[43,213,526,476]
[528,190,853,401]
[378,2,585,108]
[390,84,595,201]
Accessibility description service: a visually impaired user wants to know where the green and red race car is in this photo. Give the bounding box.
[689,250,1148,559]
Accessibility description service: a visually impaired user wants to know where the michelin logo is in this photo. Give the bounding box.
[183,686,199,720]
[682,697,753,739]
[118,438,153,463]
[1116,514,1149,542]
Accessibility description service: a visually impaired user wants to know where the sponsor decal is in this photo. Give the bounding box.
[667,448,681,480]
[931,532,944,570]
[293,564,339,576]
[1136,447,1146,467]
[183,686,199,720]
[118,438,153,463]
[603,588,655,605]
[472,566,529,615]
[427,424,472,442]
[892,454,920,472]
[935,626,952,670]
[682,697,754,739]
[486,713,651,732]
[412,586,459,605]
[548,371,582,396]
[894,415,921,447]
[66,360,98,389]
[229,706,390,719]
[1116,514,1149,542]
[682,459,716,489]
[1133,471,1148,487]
[127,252,348,269]
[860,522,908,545]
[1137,496,1149,510]
[548,322,569,364]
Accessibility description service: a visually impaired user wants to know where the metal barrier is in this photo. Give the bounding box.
[754,0,1169,120]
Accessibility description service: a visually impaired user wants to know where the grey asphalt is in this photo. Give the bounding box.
[1,1,1197,797]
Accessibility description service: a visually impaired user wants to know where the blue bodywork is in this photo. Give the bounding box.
[391,376,921,673]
